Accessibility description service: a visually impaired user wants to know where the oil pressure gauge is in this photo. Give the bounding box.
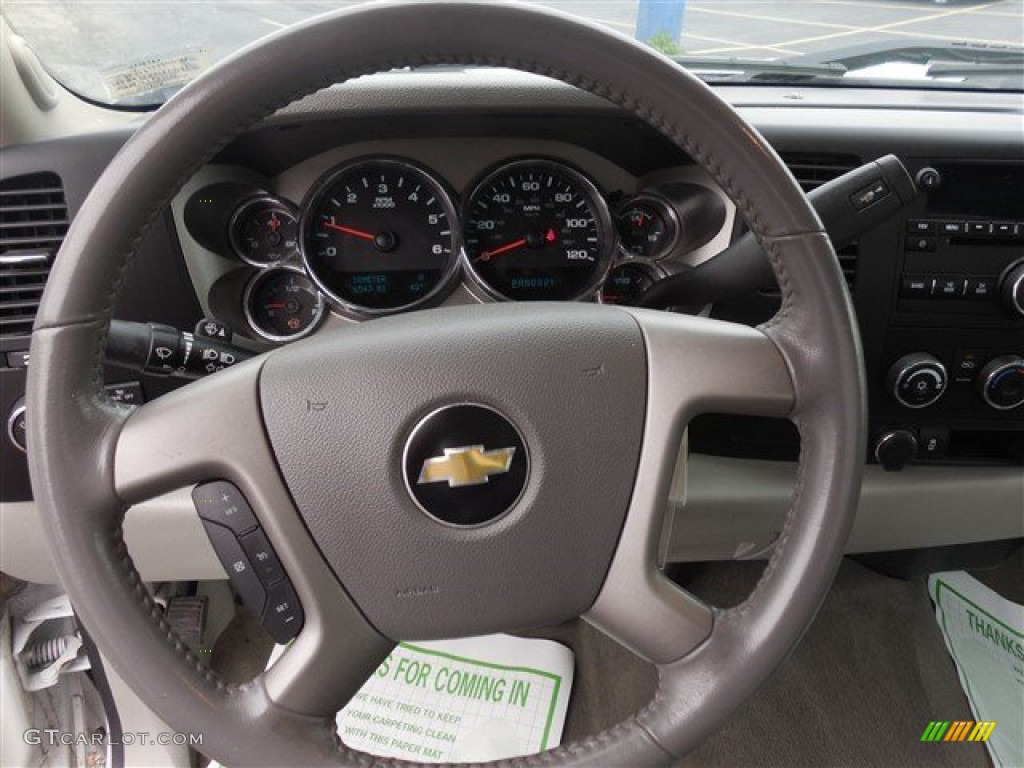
[244,267,325,342]
[229,196,301,267]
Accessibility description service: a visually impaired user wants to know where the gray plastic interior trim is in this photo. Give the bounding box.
[102,655,192,768]
[585,309,794,664]
[113,359,392,716]
[674,454,1024,561]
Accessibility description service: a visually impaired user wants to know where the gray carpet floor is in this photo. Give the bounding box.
[523,555,1020,767]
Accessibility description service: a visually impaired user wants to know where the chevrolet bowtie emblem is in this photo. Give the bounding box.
[418,445,516,488]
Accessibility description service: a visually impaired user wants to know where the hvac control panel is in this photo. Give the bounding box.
[872,161,1023,470]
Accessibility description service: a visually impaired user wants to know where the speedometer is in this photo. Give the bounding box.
[301,157,460,315]
[463,160,615,301]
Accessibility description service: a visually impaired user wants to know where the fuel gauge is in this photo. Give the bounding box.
[229,196,300,267]
[244,267,325,342]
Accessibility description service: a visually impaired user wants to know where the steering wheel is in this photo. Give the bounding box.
[27,2,865,765]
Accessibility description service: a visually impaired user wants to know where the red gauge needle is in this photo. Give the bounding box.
[265,302,287,309]
[323,221,375,241]
[479,237,527,262]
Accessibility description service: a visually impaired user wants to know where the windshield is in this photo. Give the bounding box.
[3,0,1023,107]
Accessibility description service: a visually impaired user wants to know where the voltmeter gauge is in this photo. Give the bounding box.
[229,196,301,267]
[616,197,679,260]
[244,267,325,342]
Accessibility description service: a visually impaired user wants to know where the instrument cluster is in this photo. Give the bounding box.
[183,155,726,342]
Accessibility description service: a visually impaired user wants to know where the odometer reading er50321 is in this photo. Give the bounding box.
[301,157,460,315]
[463,160,615,301]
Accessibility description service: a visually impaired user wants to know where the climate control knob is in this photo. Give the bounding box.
[887,353,947,409]
[1000,261,1024,319]
[978,356,1024,410]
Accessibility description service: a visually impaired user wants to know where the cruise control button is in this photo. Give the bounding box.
[201,521,266,616]
[262,580,303,643]
[239,529,285,586]
[936,277,966,298]
[192,480,258,535]
[901,276,934,298]
[851,179,890,210]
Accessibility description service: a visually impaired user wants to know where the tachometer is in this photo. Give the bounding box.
[301,157,460,315]
[463,160,614,301]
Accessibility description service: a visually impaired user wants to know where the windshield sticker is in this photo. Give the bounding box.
[101,52,209,102]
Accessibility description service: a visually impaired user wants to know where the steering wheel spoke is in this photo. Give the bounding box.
[114,357,393,717]
[587,311,794,664]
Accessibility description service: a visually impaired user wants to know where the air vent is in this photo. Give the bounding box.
[781,152,860,193]
[781,152,861,291]
[0,172,67,337]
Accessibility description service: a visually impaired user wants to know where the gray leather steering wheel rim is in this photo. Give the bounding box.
[27,2,866,765]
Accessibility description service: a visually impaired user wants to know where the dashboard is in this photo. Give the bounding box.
[1,71,1022,582]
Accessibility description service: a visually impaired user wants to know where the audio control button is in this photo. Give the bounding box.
[907,219,934,234]
[905,236,936,252]
[940,221,965,235]
[901,276,934,298]
[1000,261,1024,319]
[935,277,967,298]
[965,277,995,300]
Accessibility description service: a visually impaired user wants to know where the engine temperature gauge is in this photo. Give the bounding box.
[229,196,300,267]
[244,268,325,342]
[616,197,679,260]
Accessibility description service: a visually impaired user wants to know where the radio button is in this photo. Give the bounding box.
[991,222,1015,238]
[1000,261,1024,318]
[906,236,936,252]
[966,221,991,237]
[940,221,966,235]
[907,219,935,234]
[901,276,934,298]
[936,277,967,298]
[965,277,995,300]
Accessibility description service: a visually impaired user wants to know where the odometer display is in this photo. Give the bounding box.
[301,158,459,315]
[463,160,614,301]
